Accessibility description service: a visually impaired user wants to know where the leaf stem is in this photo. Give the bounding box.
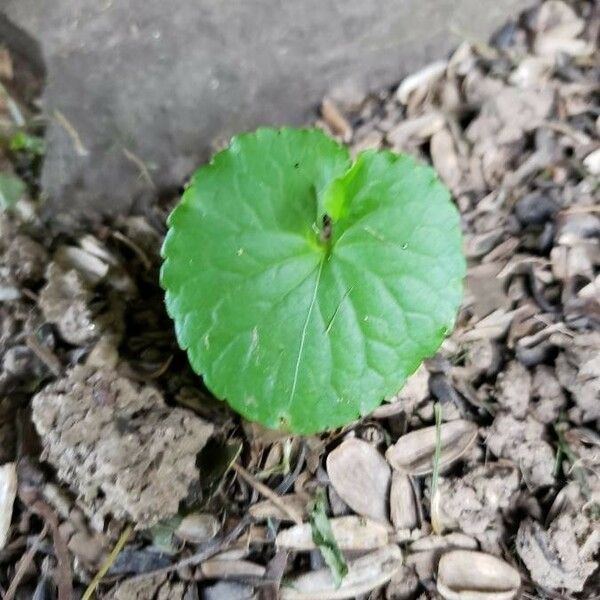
[288,259,325,411]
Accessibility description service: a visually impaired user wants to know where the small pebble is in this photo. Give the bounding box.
[175,513,220,544]
[514,193,558,226]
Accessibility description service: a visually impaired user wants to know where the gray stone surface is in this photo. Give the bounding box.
[2,0,530,220]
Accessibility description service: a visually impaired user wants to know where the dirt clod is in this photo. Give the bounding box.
[486,413,555,488]
[38,264,100,346]
[32,366,213,528]
[516,513,599,592]
[495,361,531,418]
[436,464,519,548]
[5,234,48,284]
[555,333,600,424]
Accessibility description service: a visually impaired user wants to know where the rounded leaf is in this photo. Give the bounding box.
[161,127,464,433]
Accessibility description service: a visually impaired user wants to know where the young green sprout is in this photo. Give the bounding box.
[161,128,464,434]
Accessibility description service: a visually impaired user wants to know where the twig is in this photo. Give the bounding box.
[233,462,303,525]
[122,147,156,189]
[145,355,173,380]
[28,499,73,600]
[123,515,251,584]
[54,109,89,157]
[111,230,153,270]
[560,204,600,215]
[82,525,133,600]
[540,120,592,145]
[4,525,48,600]
[20,288,39,303]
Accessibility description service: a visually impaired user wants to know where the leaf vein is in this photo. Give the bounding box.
[287,258,325,411]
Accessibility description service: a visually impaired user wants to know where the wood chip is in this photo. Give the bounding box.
[386,112,445,151]
[0,48,13,80]
[233,463,303,525]
[396,60,447,104]
[175,513,220,544]
[280,544,402,600]
[326,438,391,524]
[583,148,600,175]
[406,533,478,582]
[390,472,418,530]
[199,558,266,580]
[430,128,462,191]
[276,516,390,551]
[385,421,478,475]
[373,364,430,418]
[53,245,109,284]
[249,493,309,523]
[0,463,17,550]
[321,98,352,142]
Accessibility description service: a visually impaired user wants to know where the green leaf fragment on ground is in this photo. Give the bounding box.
[0,173,25,211]
[148,515,182,554]
[309,488,348,587]
[9,131,45,156]
[161,127,465,433]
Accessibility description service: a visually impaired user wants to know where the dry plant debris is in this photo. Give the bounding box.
[0,462,17,550]
[0,0,599,597]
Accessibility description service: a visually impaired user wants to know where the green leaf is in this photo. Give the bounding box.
[0,173,25,211]
[309,488,348,587]
[9,131,45,156]
[161,127,465,433]
[147,515,182,554]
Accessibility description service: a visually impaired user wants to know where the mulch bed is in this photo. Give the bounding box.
[0,1,598,598]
